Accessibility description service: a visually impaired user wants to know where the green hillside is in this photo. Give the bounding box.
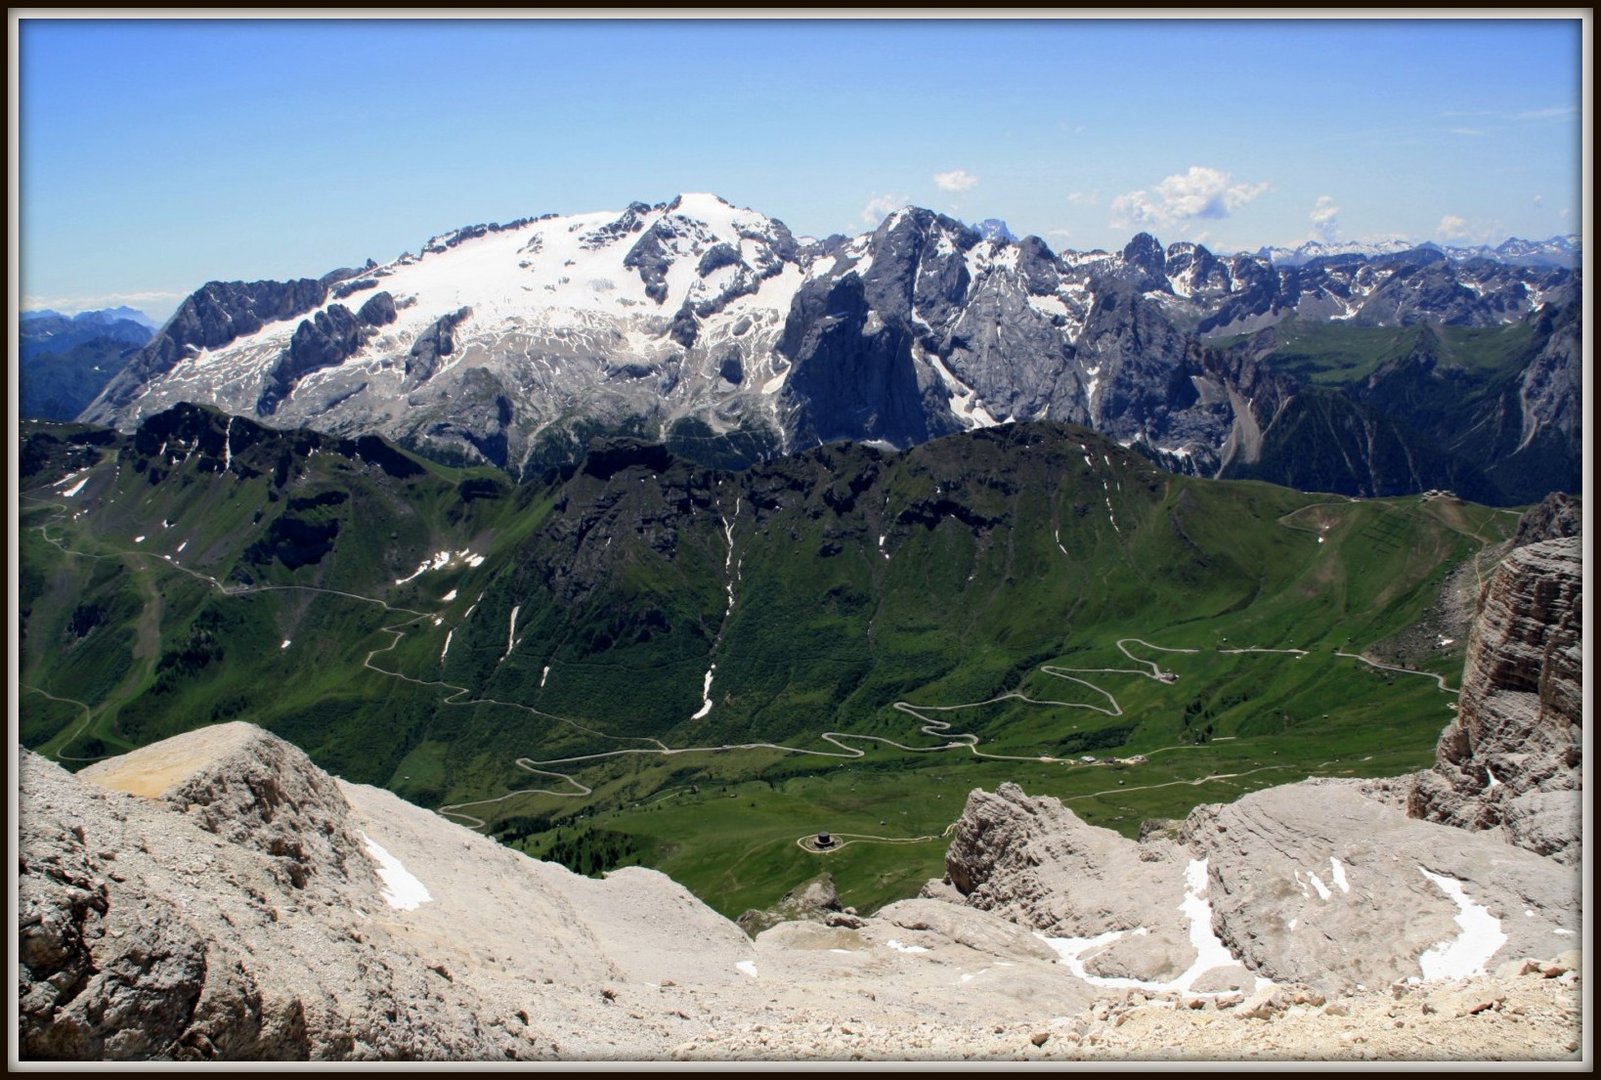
[18,404,1525,918]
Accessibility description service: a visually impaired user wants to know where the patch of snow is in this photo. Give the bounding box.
[1026,293,1069,318]
[1416,868,1506,980]
[176,541,188,553]
[1083,366,1102,411]
[442,589,458,602]
[61,477,89,498]
[735,960,758,978]
[1306,870,1332,901]
[1328,857,1351,894]
[886,940,929,954]
[281,640,291,650]
[924,349,1000,428]
[540,664,550,688]
[1040,865,1243,1002]
[441,629,454,660]
[690,665,716,721]
[133,535,145,543]
[504,604,521,660]
[361,832,433,911]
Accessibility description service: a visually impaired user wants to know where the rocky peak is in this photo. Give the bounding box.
[1121,232,1166,277]
[78,721,377,890]
[1513,492,1582,547]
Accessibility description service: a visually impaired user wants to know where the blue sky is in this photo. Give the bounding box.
[14,14,1587,323]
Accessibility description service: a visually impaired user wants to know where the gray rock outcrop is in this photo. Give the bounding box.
[1408,535,1583,863]
[1183,781,1578,994]
[933,779,1581,997]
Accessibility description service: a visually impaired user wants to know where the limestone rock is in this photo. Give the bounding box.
[941,782,1186,939]
[1409,535,1582,863]
[1183,780,1580,994]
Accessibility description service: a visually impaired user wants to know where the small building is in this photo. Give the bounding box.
[814,832,835,849]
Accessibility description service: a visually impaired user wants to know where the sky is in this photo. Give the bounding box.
[12,13,1589,324]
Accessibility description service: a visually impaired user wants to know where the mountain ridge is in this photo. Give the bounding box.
[76,195,1580,506]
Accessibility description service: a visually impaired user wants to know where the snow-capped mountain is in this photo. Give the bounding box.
[1258,235,1580,269]
[81,195,1579,499]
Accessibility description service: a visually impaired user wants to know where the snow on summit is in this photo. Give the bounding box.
[112,193,819,468]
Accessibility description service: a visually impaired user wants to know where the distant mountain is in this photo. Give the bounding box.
[19,306,156,420]
[971,218,1016,242]
[78,196,1580,504]
[1258,235,1580,269]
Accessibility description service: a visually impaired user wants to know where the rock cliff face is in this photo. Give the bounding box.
[1408,534,1583,863]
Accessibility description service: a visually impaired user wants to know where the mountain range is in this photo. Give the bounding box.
[77,195,1581,505]
[19,307,156,421]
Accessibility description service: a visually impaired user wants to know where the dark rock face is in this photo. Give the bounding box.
[404,307,471,386]
[1408,532,1583,864]
[258,305,372,416]
[580,438,676,481]
[696,242,741,277]
[356,291,397,327]
[861,208,978,333]
[623,221,675,304]
[781,272,952,448]
[1513,492,1582,547]
[1015,236,1061,296]
[409,366,512,466]
[1117,232,1168,291]
[84,279,329,424]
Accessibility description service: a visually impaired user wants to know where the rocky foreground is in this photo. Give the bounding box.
[16,719,1584,1063]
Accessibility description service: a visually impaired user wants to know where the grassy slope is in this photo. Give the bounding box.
[18,411,1524,920]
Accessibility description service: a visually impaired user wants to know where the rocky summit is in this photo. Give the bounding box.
[77,195,1580,504]
[17,719,1582,1062]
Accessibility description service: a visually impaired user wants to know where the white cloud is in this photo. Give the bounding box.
[933,169,978,192]
[1066,190,1099,206]
[1110,166,1271,232]
[1309,195,1340,243]
[861,194,910,225]
[1516,105,1576,121]
[1437,214,1504,245]
[1449,127,1486,137]
[1533,194,1545,207]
